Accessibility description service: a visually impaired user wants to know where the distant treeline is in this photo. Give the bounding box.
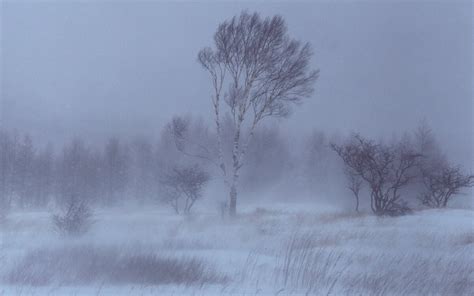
[0,119,471,214]
[0,119,325,209]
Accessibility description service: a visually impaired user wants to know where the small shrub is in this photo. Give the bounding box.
[419,165,474,208]
[383,201,413,217]
[52,198,93,236]
[160,164,210,215]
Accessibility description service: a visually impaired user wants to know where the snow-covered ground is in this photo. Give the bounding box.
[1,202,473,295]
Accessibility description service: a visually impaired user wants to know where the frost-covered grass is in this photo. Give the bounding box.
[0,202,473,295]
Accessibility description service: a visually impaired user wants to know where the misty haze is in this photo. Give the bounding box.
[0,1,473,295]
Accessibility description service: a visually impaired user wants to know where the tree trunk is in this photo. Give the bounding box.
[355,195,359,213]
[229,185,237,217]
[228,117,243,217]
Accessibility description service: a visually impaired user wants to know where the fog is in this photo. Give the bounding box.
[0,2,473,295]
[1,1,472,164]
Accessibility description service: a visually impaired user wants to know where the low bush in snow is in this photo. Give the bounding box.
[52,197,93,236]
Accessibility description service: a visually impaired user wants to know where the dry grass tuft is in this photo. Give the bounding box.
[4,245,227,286]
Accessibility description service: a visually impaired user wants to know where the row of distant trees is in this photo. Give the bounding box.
[0,119,471,219]
[0,131,133,210]
[0,121,297,215]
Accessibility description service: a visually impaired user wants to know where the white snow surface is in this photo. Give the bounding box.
[0,201,473,295]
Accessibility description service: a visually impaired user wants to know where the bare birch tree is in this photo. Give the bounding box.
[198,11,318,216]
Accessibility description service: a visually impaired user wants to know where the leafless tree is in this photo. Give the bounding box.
[33,144,54,207]
[15,135,35,208]
[411,121,473,207]
[419,165,473,208]
[197,11,319,216]
[103,137,130,205]
[57,139,100,206]
[240,125,291,192]
[332,134,421,216]
[303,130,343,195]
[167,116,217,166]
[160,164,210,215]
[129,136,158,203]
[0,129,16,221]
[414,120,447,173]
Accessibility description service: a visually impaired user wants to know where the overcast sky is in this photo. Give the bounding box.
[1,1,472,165]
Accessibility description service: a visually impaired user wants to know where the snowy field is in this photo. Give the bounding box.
[0,202,473,295]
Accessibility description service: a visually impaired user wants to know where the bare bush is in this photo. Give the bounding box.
[419,165,473,208]
[5,245,226,286]
[52,196,93,236]
[160,164,210,215]
[414,122,473,208]
[332,134,421,216]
